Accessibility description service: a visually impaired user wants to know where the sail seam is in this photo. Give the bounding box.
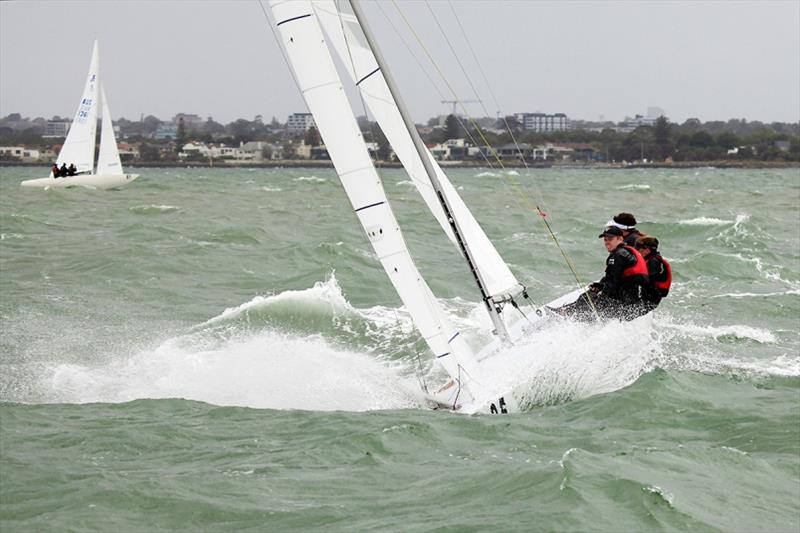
[276,13,311,26]
[377,250,406,261]
[301,80,341,95]
[338,165,374,178]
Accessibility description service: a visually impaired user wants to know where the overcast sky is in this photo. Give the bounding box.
[1,0,798,125]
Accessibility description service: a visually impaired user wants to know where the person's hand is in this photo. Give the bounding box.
[589,283,602,293]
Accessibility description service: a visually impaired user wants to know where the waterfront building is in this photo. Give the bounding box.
[43,120,70,138]
[515,113,570,132]
[154,123,178,140]
[286,112,316,133]
[240,141,275,160]
[616,108,667,133]
[172,113,204,129]
[428,138,469,160]
[0,146,41,161]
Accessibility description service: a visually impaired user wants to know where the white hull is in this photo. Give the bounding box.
[428,288,653,415]
[20,173,139,190]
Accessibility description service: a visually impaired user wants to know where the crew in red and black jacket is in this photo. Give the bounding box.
[635,236,672,309]
[590,226,649,307]
[557,225,649,321]
[607,212,647,247]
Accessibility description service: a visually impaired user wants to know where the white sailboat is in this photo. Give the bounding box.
[21,41,139,190]
[268,0,637,413]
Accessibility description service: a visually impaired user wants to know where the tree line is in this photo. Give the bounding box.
[0,112,797,163]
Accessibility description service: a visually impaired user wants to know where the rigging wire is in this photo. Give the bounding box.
[375,2,497,169]
[392,0,599,318]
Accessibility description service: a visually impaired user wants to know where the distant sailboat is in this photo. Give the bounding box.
[21,41,139,189]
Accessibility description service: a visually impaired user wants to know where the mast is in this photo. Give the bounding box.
[349,0,510,342]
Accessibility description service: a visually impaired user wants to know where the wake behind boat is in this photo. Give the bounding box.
[20,41,139,190]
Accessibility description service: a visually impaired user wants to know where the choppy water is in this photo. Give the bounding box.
[1,165,798,531]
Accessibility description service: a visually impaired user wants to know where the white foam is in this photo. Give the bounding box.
[463,315,658,411]
[644,486,675,507]
[717,252,789,284]
[293,176,327,183]
[45,331,420,411]
[198,275,353,329]
[617,184,651,191]
[711,290,800,299]
[662,322,776,344]
[677,217,733,226]
[129,204,180,213]
[475,171,500,178]
[29,271,799,412]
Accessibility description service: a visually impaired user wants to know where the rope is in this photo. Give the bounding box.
[391,0,599,319]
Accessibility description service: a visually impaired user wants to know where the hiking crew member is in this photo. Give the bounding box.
[607,212,646,247]
[556,226,649,321]
[51,163,60,177]
[635,236,672,310]
[67,163,77,176]
[59,163,68,177]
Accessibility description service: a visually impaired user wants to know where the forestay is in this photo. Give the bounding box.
[268,0,481,396]
[56,40,100,175]
[311,1,522,302]
[96,85,123,176]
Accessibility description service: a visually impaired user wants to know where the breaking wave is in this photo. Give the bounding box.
[617,184,651,191]
[18,275,797,413]
[678,217,733,226]
[293,176,327,183]
[128,204,181,214]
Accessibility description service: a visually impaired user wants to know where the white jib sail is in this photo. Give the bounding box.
[96,84,123,176]
[56,40,100,175]
[312,1,522,301]
[269,0,481,396]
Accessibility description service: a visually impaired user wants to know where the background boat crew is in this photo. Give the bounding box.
[59,163,68,177]
[51,163,60,178]
[67,163,77,176]
[607,212,646,247]
[636,236,672,311]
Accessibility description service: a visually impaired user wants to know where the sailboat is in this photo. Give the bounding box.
[268,1,632,413]
[21,41,139,190]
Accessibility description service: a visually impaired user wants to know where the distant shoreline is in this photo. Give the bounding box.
[1,160,797,170]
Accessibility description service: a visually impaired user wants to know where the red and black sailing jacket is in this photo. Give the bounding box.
[650,253,672,297]
[620,245,649,285]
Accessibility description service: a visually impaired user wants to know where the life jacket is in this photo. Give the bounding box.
[652,254,672,297]
[621,245,648,282]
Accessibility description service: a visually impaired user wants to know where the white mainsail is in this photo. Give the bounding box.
[56,40,100,175]
[312,1,522,302]
[22,40,139,189]
[96,84,123,176]
[269,0,481,400]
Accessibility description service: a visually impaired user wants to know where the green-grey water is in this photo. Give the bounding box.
[1,166,798,531]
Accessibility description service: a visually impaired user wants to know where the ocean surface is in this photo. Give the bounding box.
[1,165,798,531]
